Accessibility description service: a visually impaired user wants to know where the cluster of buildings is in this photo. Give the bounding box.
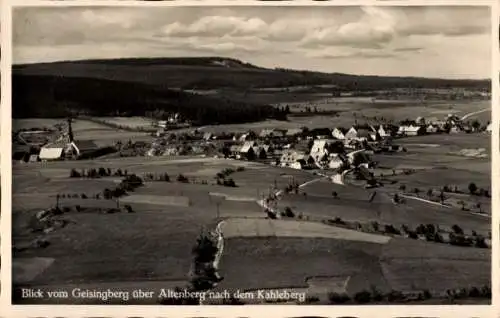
[150,113,490,173]
[13,119,101,162]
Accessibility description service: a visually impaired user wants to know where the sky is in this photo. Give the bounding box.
[13,6,492,79]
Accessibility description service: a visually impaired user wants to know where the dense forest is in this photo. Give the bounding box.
[13,57,491,91]
[12,74,287,124]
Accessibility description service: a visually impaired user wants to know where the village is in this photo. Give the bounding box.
[13,112,491,179]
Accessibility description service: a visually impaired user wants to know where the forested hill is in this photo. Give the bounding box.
[13,57,490,91]
[12,74,286,124]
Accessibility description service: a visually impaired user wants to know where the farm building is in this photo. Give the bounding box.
[398,125,424,136]
[332,127,348,140]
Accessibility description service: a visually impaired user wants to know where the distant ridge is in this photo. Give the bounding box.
[13,56,489,91]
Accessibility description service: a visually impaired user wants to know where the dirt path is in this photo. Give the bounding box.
[461,108,490,121]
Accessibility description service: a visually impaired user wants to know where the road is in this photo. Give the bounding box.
[461,108,490,121]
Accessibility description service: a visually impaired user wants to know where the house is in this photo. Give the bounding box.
[280,150,307,167]
[377,125,395,138]
[28,155,40,163]
[252,146,267,159]
[203,132,214,141]
[332,127,348,140]
[259,129,275,139]
[426,117,440,125]
[72,140,100,158]
[328,154,345,170]
[345,126,371,141]
[347,150,370,167]
[426,124,439,134]
[449,125,461,134]
[157,120,168,128]
[292,155,316,170]
[39,141,67,161]
[415,117,426,125]
[398,125,424,136]
[156,128,166,137]
[309,140,330,163]
[240,141,257,160]
[163,146,179,156]
[229,145,241,157]
[446,114,462,125]
[486,123,492,133]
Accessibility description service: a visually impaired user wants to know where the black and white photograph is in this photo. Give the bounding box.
[10,4,492,306]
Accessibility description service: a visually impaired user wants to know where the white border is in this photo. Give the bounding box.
[1,1,497,317]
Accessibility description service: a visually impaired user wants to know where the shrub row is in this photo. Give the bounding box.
[70,167,129,178]
[325,217,490,249]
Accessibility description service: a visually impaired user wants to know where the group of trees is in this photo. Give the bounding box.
[102,174,143,200]
[70,167,129,179]
[159,231,222,305]
[13,74,287,126]
[325,216,489,249]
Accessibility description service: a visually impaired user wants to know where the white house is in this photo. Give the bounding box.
[398,125,423,136]
[280,150,306,167]
[426,124,438,134]
[310,140,331,163]
[328,154,345,170]
[377,125,391,138]
[332,127,348,140]
[345,126,372,141]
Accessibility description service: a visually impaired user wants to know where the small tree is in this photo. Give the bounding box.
[452,224,464,235]
[427,189,433,199]
[284,207,295,218]
[468,182,478,195]
[354,290,371,304]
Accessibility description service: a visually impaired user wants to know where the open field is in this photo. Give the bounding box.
[13,118,151,147]
[92,116,154,129]
[170,100,490,134]
[12,141,490,304]
[12,157,314,289]
[220,218,391,244]
[218,236,489,299]
[218,237,386,293]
